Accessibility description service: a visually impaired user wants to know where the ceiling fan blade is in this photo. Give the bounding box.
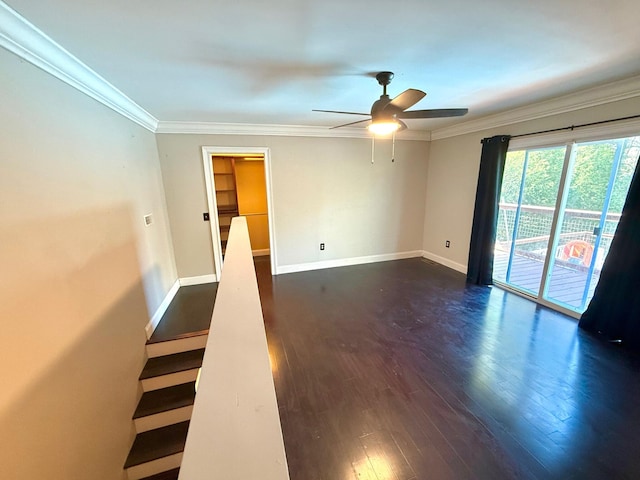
[397,108,469,119]
[329,118,371,129]
[385,89,426,113]
[313,109,370,116]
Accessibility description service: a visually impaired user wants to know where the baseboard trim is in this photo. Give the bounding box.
[277,250,424,275]
[252,249,270,257]
[421,251,468,274]
[179,274,217,286]
[145,280,180,339]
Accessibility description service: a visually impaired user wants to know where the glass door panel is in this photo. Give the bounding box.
[494,151,525,282]
[544,137,640,311]
[494,146,566,296]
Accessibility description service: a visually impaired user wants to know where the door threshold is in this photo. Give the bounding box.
[492,281,581,320]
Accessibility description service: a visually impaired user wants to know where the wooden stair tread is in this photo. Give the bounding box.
[147,329,208,345]
[134,382,196,419]
[124,421,190,468]
[148,284,217,344]
[140,349,205,380]
[139,468,180,480]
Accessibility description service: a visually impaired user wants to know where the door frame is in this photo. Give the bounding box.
[201,146,277,278]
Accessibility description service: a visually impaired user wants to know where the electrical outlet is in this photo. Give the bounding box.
[143,214,153,226]
[320,243,325,251]
[203,212,210,221]
[445,240,450,248]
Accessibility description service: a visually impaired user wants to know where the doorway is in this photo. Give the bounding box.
[202,147,277,278]
[494,135,640,315]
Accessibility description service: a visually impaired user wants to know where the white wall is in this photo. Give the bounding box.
[156,134,430,277]
[423,97,640,272]
[0,48,177,479]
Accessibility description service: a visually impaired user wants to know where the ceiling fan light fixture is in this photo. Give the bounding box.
[368,120,400,135]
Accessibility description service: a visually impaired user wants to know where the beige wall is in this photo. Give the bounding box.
[423,97,640,271]
[156,134,430,277]
[0,49,177,479]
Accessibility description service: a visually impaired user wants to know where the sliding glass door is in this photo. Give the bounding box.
[494,135,640,314]
[494,146,567,296]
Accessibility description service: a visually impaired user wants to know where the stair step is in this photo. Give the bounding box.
[125,421,190,469]
[134,382,196,419]
[140,349,205,380]
[133,381,196,431]
[146,334,208,358]
[148,283,216,345]
[139,468,180,480]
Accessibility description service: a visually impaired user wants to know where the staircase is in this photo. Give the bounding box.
[123,283,217,480]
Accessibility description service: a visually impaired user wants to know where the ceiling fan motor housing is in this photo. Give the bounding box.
[371,96,394,121]
[371,95,391,116]
[371,72,397,122]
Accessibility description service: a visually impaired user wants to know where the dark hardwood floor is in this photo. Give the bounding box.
[254,256,640,480]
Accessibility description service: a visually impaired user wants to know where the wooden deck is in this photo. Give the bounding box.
[493,252,598,310]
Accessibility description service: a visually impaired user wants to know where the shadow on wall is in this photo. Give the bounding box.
[0,207,152,480]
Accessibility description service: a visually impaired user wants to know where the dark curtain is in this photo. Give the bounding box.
[579,156,640,348]
[466,135,511,285]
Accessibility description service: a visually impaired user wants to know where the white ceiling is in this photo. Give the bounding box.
[6,0,640,132]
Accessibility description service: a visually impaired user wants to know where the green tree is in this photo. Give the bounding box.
[521,147,565,207]
[609,138,640,212]
[501,138,639,213]
[500,150,525,204]
[566,142,615,212]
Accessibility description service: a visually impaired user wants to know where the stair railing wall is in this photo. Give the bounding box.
[178,216,289,479]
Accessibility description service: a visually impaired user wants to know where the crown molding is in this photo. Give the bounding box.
[9,0,637,143]
[508,116,640,150]
[0,1,158,132]
[156,121,431,141]
[431,75,640,140]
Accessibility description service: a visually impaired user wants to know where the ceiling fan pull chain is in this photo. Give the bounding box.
[392,131,396,163]
[371,136,375,164]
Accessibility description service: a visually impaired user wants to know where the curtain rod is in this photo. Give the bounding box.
[510,113,640,139]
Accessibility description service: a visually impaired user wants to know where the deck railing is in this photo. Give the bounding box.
[496,203,620,270]
[179,217,289,480]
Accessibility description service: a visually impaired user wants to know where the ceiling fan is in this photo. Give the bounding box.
[313,71,468,134]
